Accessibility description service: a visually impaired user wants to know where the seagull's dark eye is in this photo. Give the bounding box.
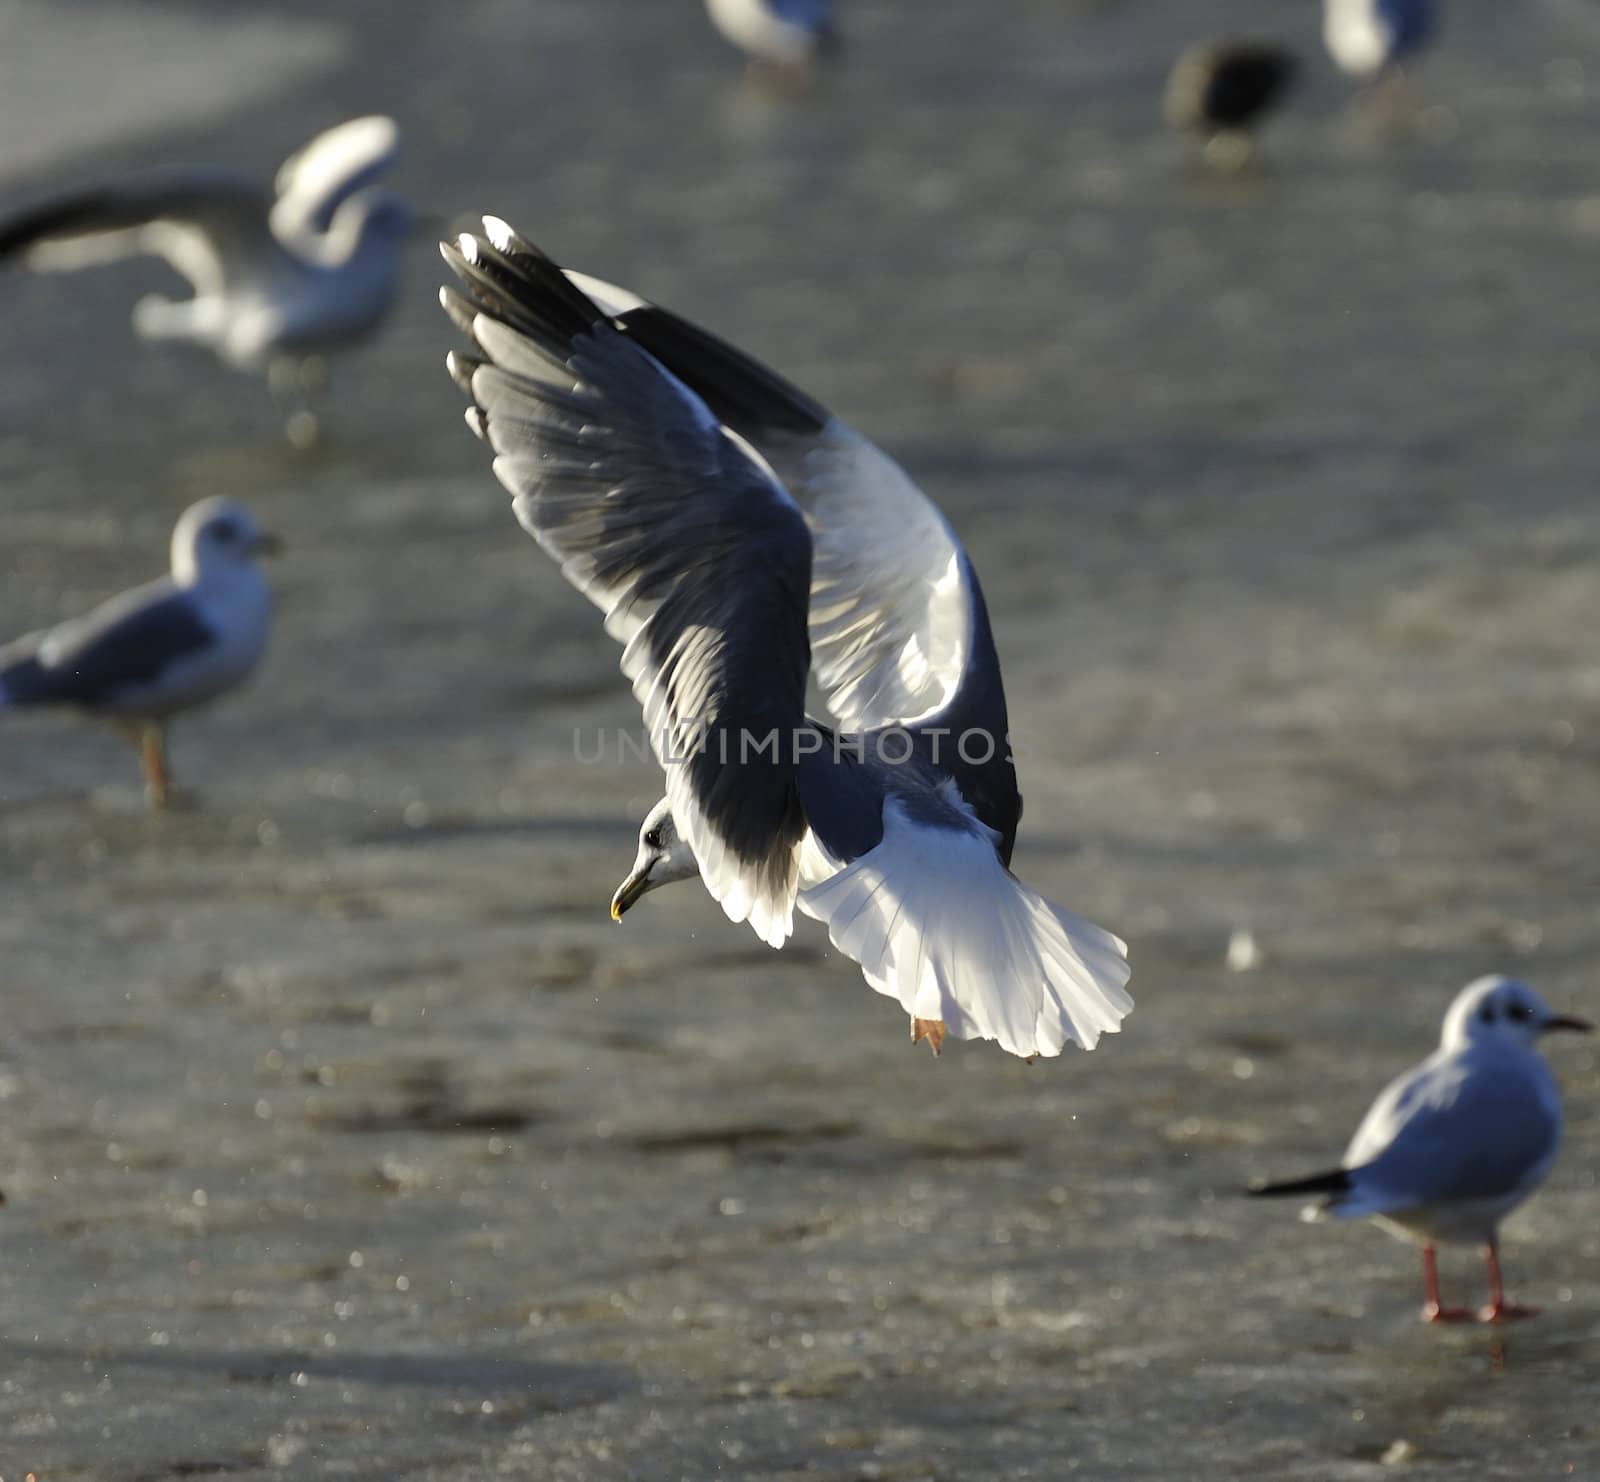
[1508,1002,1533,1023]
[644,827,661,849]
[1479,1004,1496,1025]
[208,519,241,544]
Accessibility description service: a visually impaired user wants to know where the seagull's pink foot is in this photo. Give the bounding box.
[910,1018,946,1057]
[1421,1302,1475,1324]
[1479,1301,1540,1325]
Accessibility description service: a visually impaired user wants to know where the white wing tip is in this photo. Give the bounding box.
[481,215,515,251]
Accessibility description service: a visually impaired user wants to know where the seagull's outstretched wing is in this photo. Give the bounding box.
[271,115,401,242]
[1332,1056,1561,1218]
[568,272,1020,854]
[441,219,814,946]
[570,277,975,733]
[0,581,215,710]
[0,166,275,292]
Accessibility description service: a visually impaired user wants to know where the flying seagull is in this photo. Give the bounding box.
[1324,0,1434,82]
[1164,42,1299,164]
[705,0,837,78]
[1251,976,1589,1323]
[439,218,1132,1061]
[0,497,277,807]
[0,115,410,437]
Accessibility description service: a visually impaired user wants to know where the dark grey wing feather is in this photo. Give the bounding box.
[600,294,830,438]
[1,585,214,708]
[441,219,815,946]
[571,273,1021,856]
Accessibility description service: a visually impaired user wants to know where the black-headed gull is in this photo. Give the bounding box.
[439,218,1132,1062]
[1252,975,1589,1323]
[1,498,277,807]
[0,115,410,431]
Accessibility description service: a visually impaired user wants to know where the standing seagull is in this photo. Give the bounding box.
[0,498,277,807]
[1324,0,1434,82]
[705,0,837,78]
[439,218,1132,1061]
[1251,976,1590,1323]
[0,115,410,431]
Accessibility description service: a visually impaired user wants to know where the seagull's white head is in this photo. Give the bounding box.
[611,798,700,921]
[1441,975,1592,1053]
[171,497,281,585]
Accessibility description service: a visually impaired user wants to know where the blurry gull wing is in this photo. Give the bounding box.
[566,271,1022,859]
[0,166,278,291]
[0,581,216,711]
[442,221,813,947]
[1335,1055,1562,1218]
[270,114,401,243]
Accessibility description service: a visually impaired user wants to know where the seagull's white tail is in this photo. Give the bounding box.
[798,801,1131,1059]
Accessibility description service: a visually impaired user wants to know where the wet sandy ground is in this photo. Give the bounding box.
[4,0,1600,1477]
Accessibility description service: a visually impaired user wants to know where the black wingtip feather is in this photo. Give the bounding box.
[0,193,115,259]
[442,221,609,359]
[611,303,829,438]
[438,284,480,342]
[1245,1168,1352,1199]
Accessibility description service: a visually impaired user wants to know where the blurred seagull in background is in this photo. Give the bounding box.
[1164,42,1299,167]
[0,115,410,442]
[440,218,1132,1062]
[0,498,277,808]
[1251,976,1589,1323]
[1324,0,1434,83]
[705,0,837,82]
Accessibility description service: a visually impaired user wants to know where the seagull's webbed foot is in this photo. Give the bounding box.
[910,1018,946,1056]
[1479,1301,1540,1325]
[1478,1242,1535,1324]
[1421,1302,1475,1324]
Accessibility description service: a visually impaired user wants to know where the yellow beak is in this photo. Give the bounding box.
[610,869,651,922]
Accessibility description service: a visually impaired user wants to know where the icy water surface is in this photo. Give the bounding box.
[3,1,1600,1477]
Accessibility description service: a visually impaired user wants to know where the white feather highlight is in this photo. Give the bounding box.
[563,269,649,318]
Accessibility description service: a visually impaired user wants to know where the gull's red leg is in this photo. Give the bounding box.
[1479,1239,1540,1324]
[1420,1245,1473,1323]
[139,724,171,809]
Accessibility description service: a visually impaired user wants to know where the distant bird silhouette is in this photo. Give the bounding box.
[1165,42,1299,160]
[705,0,837,79]
[1251,977,1590,1324]
[1,498,277,807]
[1324,0,1434,81]
[0,116,410,439]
